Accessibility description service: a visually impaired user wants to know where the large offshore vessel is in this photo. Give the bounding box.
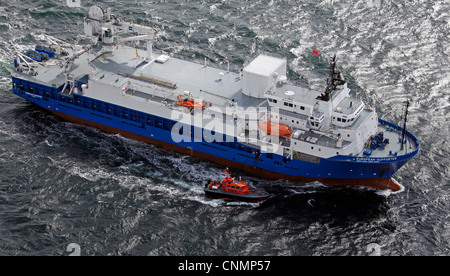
[10,5,419,191]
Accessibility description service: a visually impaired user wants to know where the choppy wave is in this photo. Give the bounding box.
[0,0,448,256]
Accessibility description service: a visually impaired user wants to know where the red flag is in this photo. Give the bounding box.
[312,50,319,56]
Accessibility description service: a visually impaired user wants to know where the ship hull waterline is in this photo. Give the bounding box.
[45,108,403,192]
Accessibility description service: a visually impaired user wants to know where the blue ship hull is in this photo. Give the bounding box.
[11,76,420,191]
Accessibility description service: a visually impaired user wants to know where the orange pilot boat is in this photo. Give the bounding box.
[258,119,292,137]
[176,95,205,109]
[204,168,270,202]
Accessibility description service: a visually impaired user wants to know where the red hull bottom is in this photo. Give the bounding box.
[47,109,402,192]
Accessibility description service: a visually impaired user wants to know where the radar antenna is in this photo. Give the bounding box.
[318,54,346,101]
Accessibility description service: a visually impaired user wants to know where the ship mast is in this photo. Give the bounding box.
[318,54,346,101]
[400,100,410,151]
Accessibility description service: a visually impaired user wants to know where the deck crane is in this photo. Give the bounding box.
[83,5,157,61]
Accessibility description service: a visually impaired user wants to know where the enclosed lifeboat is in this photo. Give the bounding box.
[204,169,270,202]
[258,119,292,137]
[176,95,205,109]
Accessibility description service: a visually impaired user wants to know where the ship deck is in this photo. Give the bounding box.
[19,44,418,160]
[89,46,269,109]
[359,120,418,158]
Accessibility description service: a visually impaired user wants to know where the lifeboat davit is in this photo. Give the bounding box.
[176,95,205,109]
[258,119,292,137]
[204,168,270,202]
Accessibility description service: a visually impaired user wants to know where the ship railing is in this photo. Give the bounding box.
[157,50,315,89]
[124,79,180,103]
[160,51,243,74]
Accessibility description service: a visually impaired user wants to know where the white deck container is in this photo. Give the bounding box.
[242,55,287,98]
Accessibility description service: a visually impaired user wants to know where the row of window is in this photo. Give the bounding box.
[268,98,306,110]
[334,116,355,123]
[13,78,58,98]
[308,145,340,155]
[271,114,304,126]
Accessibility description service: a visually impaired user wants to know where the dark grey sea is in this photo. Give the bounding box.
[0,0,448,256]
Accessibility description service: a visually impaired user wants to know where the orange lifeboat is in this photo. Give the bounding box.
[258,119,292,137]
[176,95,205,109]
